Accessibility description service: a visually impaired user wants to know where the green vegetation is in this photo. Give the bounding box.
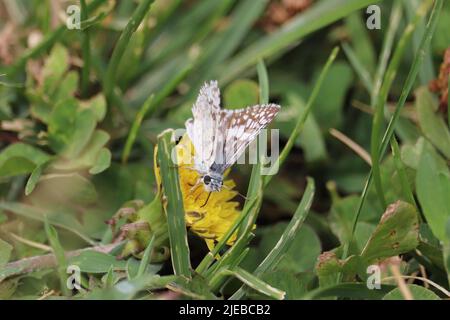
[0,0,449,300]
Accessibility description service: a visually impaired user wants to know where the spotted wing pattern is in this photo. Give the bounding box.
[186,80,280,176]
[211,104,280,174]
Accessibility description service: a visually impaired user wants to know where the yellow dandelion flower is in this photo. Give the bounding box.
[154,134,241,251]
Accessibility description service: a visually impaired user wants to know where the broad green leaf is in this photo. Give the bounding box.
[64,109,97,158]
[416,142,450,241]
[44,218,69,295]
[42,44,69,94]
[223,79,259,109]
[328,193,378,246]
[383,284,440,300]
[68,251,133,273]
[47,98,78,153]
[401,138,425,170]
[80,94,107,122]
[89,148,112,175]
[0,143,50,178]
[25,160,51,196]
[53,71,78,102]
[316,252,370,288]
[317,201,420,286]
[312,62,353,129]
[278,92,327,163]
[353,222,376,253]
[415,86,450,158]
[33,173,98,206]
[361,201,419,262]
[52,130,110,171]
[316,251,345,287]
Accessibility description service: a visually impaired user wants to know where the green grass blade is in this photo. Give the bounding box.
[194,198,259,275]
[193,0,268,85]
[141,0,183,55]
[104,0,155,101]
[140,1,229,71]
[370,0,434,209]
[122,63,192,163]
[0,202,95,246]
[371,1,402,105]
[344,0,443,261]
[390,136,417,208]
[257,59,269,105]
[222,267,285,300]
[144,63,193,119]
[257,180,315,268]
[80,0,91,97]
[219,0,381,84]
[121,94,155,164]
[4,0,105,75]
[342,42,373,94]
[237,59,269,236]
[378,0,443,161]
[204,182,263,284]
[230,177,315,300]
[404,0,436,85]
[157,129,191,278]
[263,47,339,185]
[44,217,69,296]
[136,235,155,278]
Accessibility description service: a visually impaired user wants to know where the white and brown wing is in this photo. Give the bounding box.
[185,80,222,172]
[212,104,280,173]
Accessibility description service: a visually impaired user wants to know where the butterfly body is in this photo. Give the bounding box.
[186,80,280,193]
[200,172,223,192]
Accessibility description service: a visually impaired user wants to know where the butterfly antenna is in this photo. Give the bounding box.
[200,192,212,208]
[236,190,249,201]
[222,184,249,201]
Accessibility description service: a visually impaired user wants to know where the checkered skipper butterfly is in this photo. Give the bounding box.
[185,80,280,193]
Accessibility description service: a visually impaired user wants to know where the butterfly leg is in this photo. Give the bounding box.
[189,178,203,193]
[200,192,212,208]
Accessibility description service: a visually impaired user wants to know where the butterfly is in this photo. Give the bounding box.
[185,80,280,193]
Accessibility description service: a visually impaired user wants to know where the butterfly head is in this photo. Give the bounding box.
[201,173,223,192]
